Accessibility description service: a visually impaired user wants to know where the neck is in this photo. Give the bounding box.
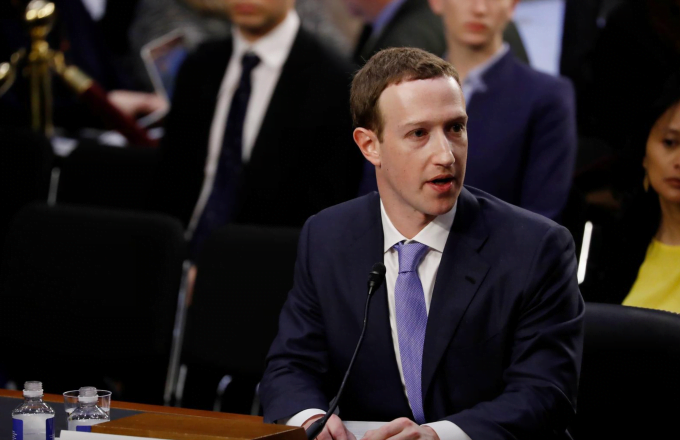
[238,13,289,43]
[447,36,503,82]
[656,197,680,245]
[382,203,434,239]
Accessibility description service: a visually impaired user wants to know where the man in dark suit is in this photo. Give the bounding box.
[427,0,577,221]
[153,0,362,254]
[260,48,584,440]
[351,0,531,197]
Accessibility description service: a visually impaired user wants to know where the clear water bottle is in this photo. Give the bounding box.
[67,386,109,431]
[11,381,55,440]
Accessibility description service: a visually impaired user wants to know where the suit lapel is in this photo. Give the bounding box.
[248,28,311,168]
[340,194,411,413]
[466,51,513,113]
[421,188,490,399]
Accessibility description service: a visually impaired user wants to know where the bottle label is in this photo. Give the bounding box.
[68,418,107,432]
[46,417,54,440]
[12,416,53,440]
[12,419,22,440]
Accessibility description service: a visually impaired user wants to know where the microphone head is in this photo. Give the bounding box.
[368,262,386,292]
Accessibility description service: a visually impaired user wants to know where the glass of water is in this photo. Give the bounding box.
[63,389,112,423]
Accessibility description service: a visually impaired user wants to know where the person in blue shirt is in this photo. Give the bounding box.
[428,0,577,221]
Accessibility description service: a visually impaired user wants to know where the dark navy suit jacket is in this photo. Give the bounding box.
[464,52,577,221]
[260,187,584,440]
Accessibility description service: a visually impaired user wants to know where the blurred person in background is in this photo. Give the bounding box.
[0,0,165,132]
[129,0,352,81]
[352,0,531,196]
[580,74,680,311]
[427,0,577,221]
[151,0,362,258]
[346,0,528,67]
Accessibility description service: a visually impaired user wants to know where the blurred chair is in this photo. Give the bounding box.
[174,224,300,414]
[571,303,680,439]
[56,141,158,211]
[0,127,53,248]
[0,203,187,405]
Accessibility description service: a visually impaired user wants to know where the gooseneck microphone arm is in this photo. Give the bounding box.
[306,263,386,440]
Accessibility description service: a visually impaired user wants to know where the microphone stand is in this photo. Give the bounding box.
[306,263,386,440]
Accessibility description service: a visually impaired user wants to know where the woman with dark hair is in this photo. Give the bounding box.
[580,73,680,310]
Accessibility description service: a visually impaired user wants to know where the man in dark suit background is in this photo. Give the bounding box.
[152,0,362,255]
[350,0,531,197]
[427,0,577,221]
[260,48,584,440]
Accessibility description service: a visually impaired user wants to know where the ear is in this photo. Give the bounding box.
[353,127,381,167]
[428,0,444,15]
[642,154,648,170]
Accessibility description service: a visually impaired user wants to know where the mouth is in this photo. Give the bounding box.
[233,2,259,14]
[465,22,487,32]
[666,178,680,188]
[426,175,456,193]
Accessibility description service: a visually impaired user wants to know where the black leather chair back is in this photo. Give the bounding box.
[0,203,186,404]
[573,302,680,439]
[180,224,300,414]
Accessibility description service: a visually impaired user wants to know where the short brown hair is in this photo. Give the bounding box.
[350,47,460,140]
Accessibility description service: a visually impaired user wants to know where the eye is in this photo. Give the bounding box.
[449,123,465,133]
[662,138,678,148]
[411,129,427,138]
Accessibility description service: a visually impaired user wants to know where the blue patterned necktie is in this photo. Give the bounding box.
[190,52,261,258]
[394,241,430,424]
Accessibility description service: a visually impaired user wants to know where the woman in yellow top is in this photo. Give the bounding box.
[581,73,680,312]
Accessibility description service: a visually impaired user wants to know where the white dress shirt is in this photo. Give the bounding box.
[186,11,301,239]
[286,201,472,440]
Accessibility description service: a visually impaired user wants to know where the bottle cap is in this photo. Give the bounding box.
[23,381,43,398]
[78,386,98,403]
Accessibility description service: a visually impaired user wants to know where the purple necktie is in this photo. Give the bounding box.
[394,241,430,424]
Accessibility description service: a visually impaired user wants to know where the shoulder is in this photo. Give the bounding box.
[290,27,354,77]
[508,58,574,103]
[466,186,573,251]
[302,193,379,241]
[174,38,232,82]
[372,0,445,55]
[187,37,232,66]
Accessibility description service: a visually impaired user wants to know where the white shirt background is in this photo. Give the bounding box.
[186,11,300,239]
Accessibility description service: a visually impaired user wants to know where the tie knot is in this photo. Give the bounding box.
[394,241,429,273]
[241,52,261,73]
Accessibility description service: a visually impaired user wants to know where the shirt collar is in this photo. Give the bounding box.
[462,43,509,100]
[381,200,457,253]
[372,0,408,37]
[232,10,300,69]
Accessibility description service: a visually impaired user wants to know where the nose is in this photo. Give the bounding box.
[431,129,455,168]
[471,0,488,14]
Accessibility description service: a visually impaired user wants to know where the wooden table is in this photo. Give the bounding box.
[1,389,265,440]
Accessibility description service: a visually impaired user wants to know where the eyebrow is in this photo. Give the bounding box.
[398,115,468,130]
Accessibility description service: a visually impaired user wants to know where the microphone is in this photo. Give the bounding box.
[306,263,386,440]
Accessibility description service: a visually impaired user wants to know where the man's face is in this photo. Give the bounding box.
[371,77,468,222]
[224,0,292,38]
[430,0,518,49]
